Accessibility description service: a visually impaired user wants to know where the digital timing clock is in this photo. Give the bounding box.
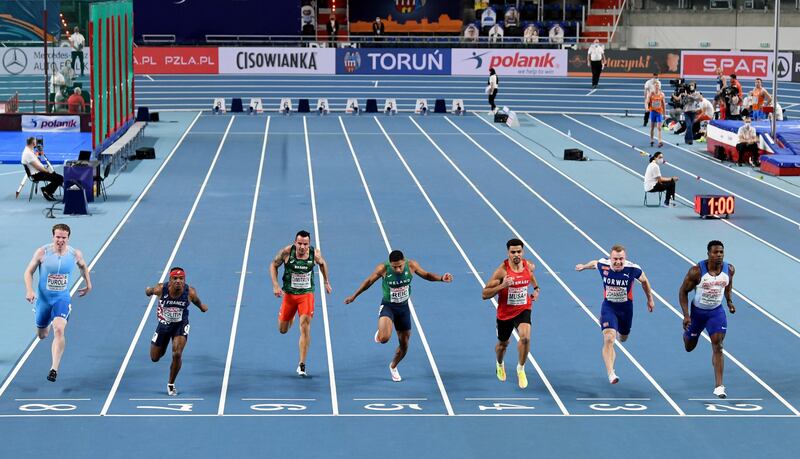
[694,194,735,218]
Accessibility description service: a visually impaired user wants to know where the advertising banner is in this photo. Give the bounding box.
[1,46,91,76]
[793,52,800,83]
[336,48,451,75]
[568,49,681,78]
[219,47,335,75]
[681,51,792,81]
[22,115,81,132]
[134,47,218,74]
[451,49,567,77]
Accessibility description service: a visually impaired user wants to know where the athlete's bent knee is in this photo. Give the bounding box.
[519,337,530,346]
[172,351,182,361]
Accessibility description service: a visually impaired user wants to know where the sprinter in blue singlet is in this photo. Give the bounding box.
[23,224,92,382]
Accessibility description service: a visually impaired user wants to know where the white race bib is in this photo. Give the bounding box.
[390,285,410,303]
[507,286,528,306]
[605,286,628,303]
[46,273,68,292]
[699,288,723,307]
[163,307,184,323]
[291,272,312,290]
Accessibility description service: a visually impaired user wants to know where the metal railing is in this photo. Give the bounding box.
[608,0,628,44]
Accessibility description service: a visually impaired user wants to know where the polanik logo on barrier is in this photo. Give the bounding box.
[336,48,451,75]
[22,115,80,132]
[451,49,567,77]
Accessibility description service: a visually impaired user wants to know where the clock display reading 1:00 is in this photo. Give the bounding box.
[707,196,735,215]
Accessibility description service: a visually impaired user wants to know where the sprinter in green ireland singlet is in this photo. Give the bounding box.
[345,250,452,382]
[270,230,332,377]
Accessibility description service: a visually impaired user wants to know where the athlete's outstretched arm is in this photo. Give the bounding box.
[269,245,291,298]
[678,266,701,330]
[145,283,164,297]
[74,249,92,297]
[189,287,209,313]
[574,260,598,272]
[23,247,45,304]
[315,250,333,294]
[725,264,736,314]
[409,260,453,283]
[637,271,655,312]
[528,262,541,302]
[482,265,512,300]
[344,263,386,304]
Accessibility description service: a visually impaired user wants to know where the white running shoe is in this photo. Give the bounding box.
[713,385,727,399]
[389,364,402,382]
[167,383,178,396]
[608,372,620,385]
[374,330,380,343]
[296,362,307,377]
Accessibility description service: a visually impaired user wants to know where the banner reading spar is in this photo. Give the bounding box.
[681,50,793,81]
[219,47,335,74]
[451,49,567,77]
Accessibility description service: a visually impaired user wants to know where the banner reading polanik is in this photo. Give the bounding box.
[336,48,451,75]
[452,48,567,77]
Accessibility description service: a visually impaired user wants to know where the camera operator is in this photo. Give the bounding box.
[21,137,63,201]
[681,81,702,145]
[668,78,686,127]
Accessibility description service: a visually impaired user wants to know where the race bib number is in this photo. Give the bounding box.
[46,273,68,292]
[652,100,661,109]
[699,288,723,307]
[390,285,410,303]
[291,272,312,290]
[163,307,184,323]
[507,286,528,306]
[605,286,628,303]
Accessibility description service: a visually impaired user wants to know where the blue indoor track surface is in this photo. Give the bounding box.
[1,74,800,457]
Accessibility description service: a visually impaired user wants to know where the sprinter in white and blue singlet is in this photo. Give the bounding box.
[345,250,452,382]
[576,244,654,385]
[679,240,736,399]
[24,224,92,382]
[145,267,208,396]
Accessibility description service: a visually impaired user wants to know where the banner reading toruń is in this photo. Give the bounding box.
[451,49,567,77]
[218,47,335,74]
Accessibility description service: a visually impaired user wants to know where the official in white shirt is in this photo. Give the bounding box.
[587,39,605,89]
[69,26,85,76]
[736,116,759,167]
[644,151,678,207]
[21,137,63,201]
[643,72,659,126]
[487,67,499,113]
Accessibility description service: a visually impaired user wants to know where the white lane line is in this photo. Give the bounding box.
[100,116,236,416]
[374,80,378,87]
[339,116,455,416]
[241,398,316,401]
[586,89,597,96]
[477,113,800,416]
[217,116,271,415]
[465,397,540,401]
[0,112,204,401]
[144,74,154,81]
[688,398,763,401]
[528,113,800,338]
[129,398,204,401]
[567,114,800,231]
[408,117,570,416]
[353,398,428,401]
[15,398,91,401]
[601,115,800,200]
[422,116,679,415]
[576,398,651,401]
[304,116,339,416]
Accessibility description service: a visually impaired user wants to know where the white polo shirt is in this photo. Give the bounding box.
[69,32,85,50]
[588,44,604,61]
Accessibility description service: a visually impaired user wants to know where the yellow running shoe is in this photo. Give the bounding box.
[517,365,528,389]
[496,362,506,382]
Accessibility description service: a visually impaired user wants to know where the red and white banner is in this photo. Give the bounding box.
[681,51,792,81]
[133,47,219,74]
[452,49,567,77]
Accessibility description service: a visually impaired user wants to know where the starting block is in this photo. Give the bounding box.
[317,98,330,115]
[452,99,465,115]
[279,98,292,115]
[384,99,397,115]
[415,99,428,115]
[249,98,263,114]
[212,97,226,114]
[346,98,360,115]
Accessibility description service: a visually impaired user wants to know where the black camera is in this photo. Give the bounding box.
[34,137,44,154]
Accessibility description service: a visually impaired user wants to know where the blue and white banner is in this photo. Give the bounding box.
[451,48,567,77]
[22,115,81,132]
[336,48,451,75]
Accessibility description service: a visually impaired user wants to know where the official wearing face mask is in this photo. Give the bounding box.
[644,151,679,207]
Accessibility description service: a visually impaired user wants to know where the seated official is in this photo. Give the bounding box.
[67,87,86,114]
[644,151,678,207]
[21,137,63,201]
[736,116,759,167]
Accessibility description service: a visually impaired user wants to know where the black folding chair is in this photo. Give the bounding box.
[94,163,111,201]
[23,165,45,201]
